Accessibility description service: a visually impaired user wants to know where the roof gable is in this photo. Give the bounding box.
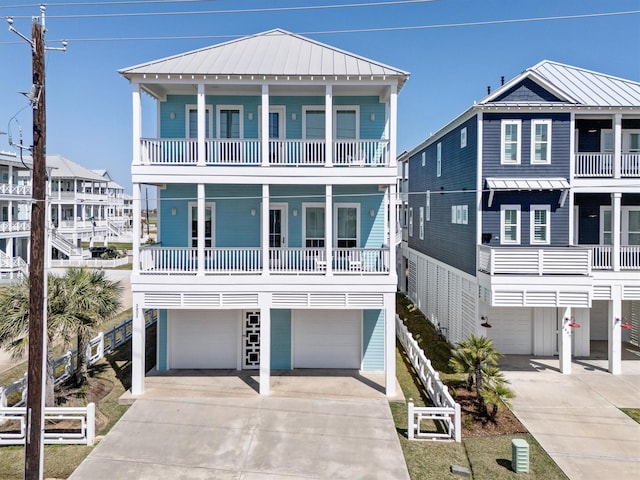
[119,29,408,85]
[491,78,565,103]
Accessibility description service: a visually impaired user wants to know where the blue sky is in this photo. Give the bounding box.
[0,0,638,195]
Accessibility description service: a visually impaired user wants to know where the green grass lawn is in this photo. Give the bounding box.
[621,408,640,424]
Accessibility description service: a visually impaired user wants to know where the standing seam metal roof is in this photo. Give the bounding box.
[119,29,409,81]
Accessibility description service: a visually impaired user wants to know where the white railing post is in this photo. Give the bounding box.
[454,403,461,442]
[86,403,95,446]
[407,399,414,440]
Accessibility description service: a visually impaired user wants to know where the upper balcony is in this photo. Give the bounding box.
[574,152,639,178]
[0,183,32,197]
[139,138,390,167]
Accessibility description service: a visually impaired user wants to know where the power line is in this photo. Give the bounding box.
[0,0,228,7]
[3,0,438,18]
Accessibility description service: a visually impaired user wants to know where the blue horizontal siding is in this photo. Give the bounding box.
[363,309,384,371]
[271,309,291,370]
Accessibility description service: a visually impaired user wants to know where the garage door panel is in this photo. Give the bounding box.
[487,308,532,355]
[294,311,361,369]
[169,310,238,369]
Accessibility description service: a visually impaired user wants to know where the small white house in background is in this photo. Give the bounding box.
[400,61,640,375]
[120,29,409,396]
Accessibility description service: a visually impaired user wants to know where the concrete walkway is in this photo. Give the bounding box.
[502,345,640,480]
[69,372,409,480]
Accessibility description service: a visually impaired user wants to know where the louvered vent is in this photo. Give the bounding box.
[525,291,557,306]
[223,293,259,307]
[493,291,524,306]
[558,292,590,307]
[592,285,611,300]
[347,293,384,307]
[624,285,640,300]
[144,292,181,307]
[272,293,308,307]
[183,293,220,307]
[309,293,346,307]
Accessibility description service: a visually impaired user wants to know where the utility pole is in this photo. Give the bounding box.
[7,6,66,479]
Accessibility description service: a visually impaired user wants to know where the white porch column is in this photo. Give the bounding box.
[132,183,141,271]
[388,83,398,168]
[132,82,142,165]
[612,192,621,272]
[197,183,205,275]
[558,307,572,374]
[608,285,622,374]
[389,184,397,278]
[259,296,271,395]
[131,295,146,395]
[385,293,397,396]
[197,83,206,166]
[262,184,269,275]
[325,85,333,167]
[325,184,333,276]
[613,113,622,179]
[261,84,270,166]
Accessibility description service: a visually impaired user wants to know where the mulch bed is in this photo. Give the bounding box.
[452,386,527,437]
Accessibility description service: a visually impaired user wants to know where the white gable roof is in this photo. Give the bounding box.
[120,29,409,88]
[481,60,640,107]
[44,155,107,182]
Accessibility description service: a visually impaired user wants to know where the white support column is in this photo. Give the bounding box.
[262,184,269,275]
[388,83,398,168]
[389,184,397,278]
[558,307,572,374]
[608,285,622,374]
[385,293,397,396]
[259,296,271,395]
[131,295,146,395]
[261,84,270,167]
[613,113,622,179]
[325,184,333,276]
[132,82,142,166]
[132,183,141,271]
[325,85,333,167]
[197,183,205,275]
[197,83,206,166]
[612,192,621,272]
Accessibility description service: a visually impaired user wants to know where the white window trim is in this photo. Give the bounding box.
[258,105,287,140]
[185,104,213,138]
[500,204,521,245]
[624,207,640,245]
[601,129,613,153]
[460,127,467,148]
[419,206,424,240]
[531,119,552,164]
[436,142,442,177]
[501,119,522,165]
[426,191,430,222]
[334,203,360,247]
[302,202,325,247]
[333,105,360,139]
[623,129,640,152]
[216,105,244,139]
[408,207,413,237]
[302,106,325,139]
[600,206,611,245]
[421,151,426,166]
[530,204,551,245]
[188,201,216,248]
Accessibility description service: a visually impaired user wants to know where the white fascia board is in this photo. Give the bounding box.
[571,181,640,194]
[405,106,477,157]
[479,70,578,105]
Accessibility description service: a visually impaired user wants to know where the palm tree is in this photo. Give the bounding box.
[481,366,514,420]
[449,335,502,414]
[61,267,121,386]
[0,268,121,404]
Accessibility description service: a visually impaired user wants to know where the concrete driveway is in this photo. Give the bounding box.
[69,372,409,480]
[501,346,640,480]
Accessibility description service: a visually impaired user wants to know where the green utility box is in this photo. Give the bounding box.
[512,438,530,473]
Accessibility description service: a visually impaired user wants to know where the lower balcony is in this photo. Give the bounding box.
[587,245,640,270]
[139,246,390,275]
[478,245,592,275]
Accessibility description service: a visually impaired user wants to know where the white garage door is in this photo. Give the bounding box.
[486,308,532,354]
[168,310,238,369]
[293,310,361,368]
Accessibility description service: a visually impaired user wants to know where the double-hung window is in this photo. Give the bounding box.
[426,191,431,222]
[419,207,424,240]
[501,120,521,164]
[304,205,325,248]
[531,120,551,164]
[436,142,442,177]
[408,207,414,237]
[530,205,550,244]
[501,205,521,244]
[335,205,359,248]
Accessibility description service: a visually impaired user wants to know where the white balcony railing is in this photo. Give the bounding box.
[0,221,30,233]
[574,152,640,177]
[139,246,390,274]
[478,245,592,275]
[588,245,640,270]
[0,184,31,196]
[139,138,390,167]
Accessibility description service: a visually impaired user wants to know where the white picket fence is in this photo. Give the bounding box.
[396,315,461,442]
[0,310,157,446]
[0,404,95,446]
